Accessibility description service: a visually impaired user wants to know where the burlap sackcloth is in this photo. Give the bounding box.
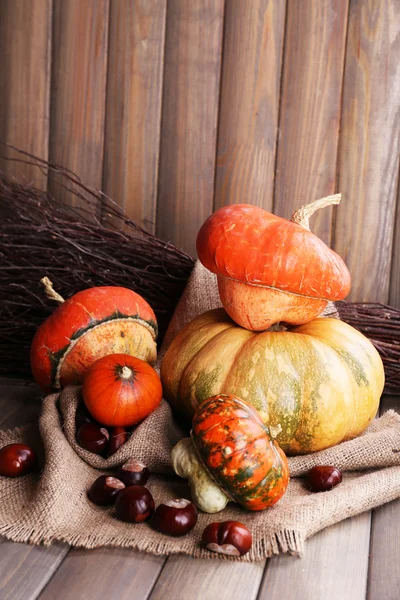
[2,262,400,562]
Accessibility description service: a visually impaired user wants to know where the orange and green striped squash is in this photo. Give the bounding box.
[161,309,385,455]
[191,394,289,510]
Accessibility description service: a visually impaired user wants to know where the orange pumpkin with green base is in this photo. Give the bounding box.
[171,394,289,512]
[30,286,157,392]
[162,309,385,455]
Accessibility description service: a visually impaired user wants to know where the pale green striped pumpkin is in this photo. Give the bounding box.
[161,309,385,455]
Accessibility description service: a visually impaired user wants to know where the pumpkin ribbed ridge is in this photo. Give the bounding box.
[191,394,289,510]
[161,309,385,455]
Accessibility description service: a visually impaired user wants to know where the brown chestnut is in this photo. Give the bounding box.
[306,466,342,492]
[152,498,198,537]
[118,459,149,487]
[77,423,109,455]
[0,443,37,478]
[88,475,125,506]
[115,485,155,523]
[75,403,94,430]
[202,521,252,556]
[108,427,129,456]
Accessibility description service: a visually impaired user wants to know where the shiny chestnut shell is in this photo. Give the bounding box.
[115,485,155,523]
[88,475,125,506]
[77,423,109,455]
[0,443,37,478]
[306,466,342,492]
[152,498,198,537]
[202,521,252,556]
[75,403,94,430]
[108,427,129,456]
[118,459,149,487]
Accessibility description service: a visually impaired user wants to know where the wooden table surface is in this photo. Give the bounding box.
[1,378,399,600]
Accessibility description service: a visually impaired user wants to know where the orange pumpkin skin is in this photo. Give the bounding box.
[30,286,157,392]
[191,395,289,511]
[161,309,385,455]
[82,354,162,427]
[196,203,351,331]
[218,277,328,331]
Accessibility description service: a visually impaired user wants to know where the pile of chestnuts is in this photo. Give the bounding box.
[0,419,343,558]
[86,458,253,556]
[87,459,200,537]
[76,403,131,457]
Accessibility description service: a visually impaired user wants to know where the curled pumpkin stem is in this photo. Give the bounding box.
[40,276,65,304]
[291,193,342,230]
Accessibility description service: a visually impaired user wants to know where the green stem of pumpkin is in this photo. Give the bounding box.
[291,193,341,231]
[40,276,65,304]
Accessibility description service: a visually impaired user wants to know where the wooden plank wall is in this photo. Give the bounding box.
[0,0,399,303]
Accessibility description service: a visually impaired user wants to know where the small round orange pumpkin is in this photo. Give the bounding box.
[172,394,289,512]
[30,286,157,392]
[82,354,162,427]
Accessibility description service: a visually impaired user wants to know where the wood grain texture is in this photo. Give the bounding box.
[103,0,167,232]
[367,395,400,600]
[213,0,286,212]
[0,0,52,189]
[39,547,165,600]
[0,381,42,429]
[334,0,400,302]
[274,0,349,245]
[48,0,110,207]
[389,174,400,307]
[156,0,225,256]
[0,540,68,600]
[259,513,371,600]
[0,380,69,600]
[149,555,265,600]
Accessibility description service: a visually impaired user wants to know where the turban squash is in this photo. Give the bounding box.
[171,394,289,512]
[30,286,157,392]
[161,309,384,455]
[196,195,351,331]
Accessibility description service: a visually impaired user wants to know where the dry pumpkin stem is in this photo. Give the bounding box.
[0,143,399,394]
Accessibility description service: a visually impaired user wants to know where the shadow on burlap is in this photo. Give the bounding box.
[1,262,400,561]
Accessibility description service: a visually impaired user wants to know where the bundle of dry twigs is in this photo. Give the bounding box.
[336,302,400,394]
[0,145,195,378]
[0,144,399,394]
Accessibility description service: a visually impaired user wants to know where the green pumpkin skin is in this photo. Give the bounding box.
[160,309,384,455]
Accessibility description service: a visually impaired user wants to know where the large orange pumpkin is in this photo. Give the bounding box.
[161,309,385,455]
[30,286,157,392]
[196,195,351,331]
[83,353,162,427]
[191,394,289,511]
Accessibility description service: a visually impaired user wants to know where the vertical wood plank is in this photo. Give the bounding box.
[258,513,371,600]
[38,548,165,600]
[334,0,400,302]
[389,176,400,307]
[213,0,286,212]
[274,0,349,245]
[0,0,52,189]
[0,541,68,600]
[156,0,225,256]
[48,0,110,206]
[0,380,69,600]
[149,556,265,600]
[367,395,400,600]
[103,0,167,232]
